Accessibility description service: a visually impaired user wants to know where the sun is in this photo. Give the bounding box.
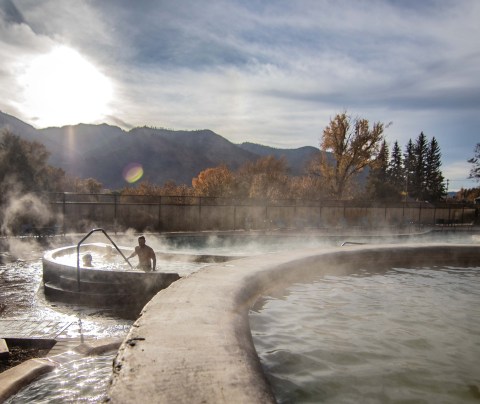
[18,46,113,127]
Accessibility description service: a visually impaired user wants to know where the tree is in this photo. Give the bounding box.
[468,143,480,181]
[403,133,445,202]
[288,175,325,200]
[120,181,162,196]
[236,156,289,200]
[0,130,68,234]
[456,187,480,203]
[0,130,66,197]
[410,132,429,200]
[403,139,415,201]
[424,137,445,201]
[387,141,404,197]
[192,165,235,197]
[160,180,192,196]
[319,112,385,199]
[366,140,397,200]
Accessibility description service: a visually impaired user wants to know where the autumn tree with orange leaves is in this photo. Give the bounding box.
[192,165,236,197]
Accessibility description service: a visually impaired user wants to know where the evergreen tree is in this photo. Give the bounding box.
[425,137,445,201]
[468,143,480,181]
[411,132,429,200]
[366,140,397,200]
[387,141,404,197]
[401,133,445,202]
[403,139,416,201]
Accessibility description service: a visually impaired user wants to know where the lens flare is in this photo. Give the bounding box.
[123,163,144,183]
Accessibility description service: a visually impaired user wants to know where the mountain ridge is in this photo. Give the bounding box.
[0,111,320,189]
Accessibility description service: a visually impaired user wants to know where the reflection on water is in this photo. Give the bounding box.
[0,255,130,402]
[0,256,136,325]
[250,266,480,403]
[3,235,479,402]
[54,249,207,276]
[5,351,115,403]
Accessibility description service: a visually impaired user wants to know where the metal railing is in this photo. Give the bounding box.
[4,192,477,235]
[76,228,133,291]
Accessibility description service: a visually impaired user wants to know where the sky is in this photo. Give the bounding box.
[0,0,479,191]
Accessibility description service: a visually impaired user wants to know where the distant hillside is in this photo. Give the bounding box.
[237,142,319,176]
[0,111,321,189]
[0,110,38,139]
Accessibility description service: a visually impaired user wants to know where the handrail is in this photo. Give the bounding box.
[76,228,133,291]
[341,241,366,246]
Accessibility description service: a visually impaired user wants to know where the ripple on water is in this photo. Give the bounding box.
[5,352,115,403]
[250,266,480,403]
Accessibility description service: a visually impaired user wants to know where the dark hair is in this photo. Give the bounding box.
[138,236,145,240]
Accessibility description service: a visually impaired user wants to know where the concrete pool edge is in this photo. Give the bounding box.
[0,337,123,402]
[0,358,56,402]
[107,243,480,404]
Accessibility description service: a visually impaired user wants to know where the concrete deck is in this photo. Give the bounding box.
[107,243,480,404]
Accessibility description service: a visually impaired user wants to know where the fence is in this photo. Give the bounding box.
[35,193,478,234]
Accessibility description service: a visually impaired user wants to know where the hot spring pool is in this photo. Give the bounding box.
[250,265,480,403]
[52,248,206,276]
[4,235,480,403]
[5,351,116,403]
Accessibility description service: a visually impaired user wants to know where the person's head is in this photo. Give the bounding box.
[138,236,146,246]
[82,253,92,266]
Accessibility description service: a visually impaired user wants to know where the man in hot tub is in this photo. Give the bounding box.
[127,235,156,271]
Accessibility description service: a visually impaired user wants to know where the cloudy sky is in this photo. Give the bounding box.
[1,0,479,191]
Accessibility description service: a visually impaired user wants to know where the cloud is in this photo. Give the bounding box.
[0,0,479,191]
[0,0,25,25]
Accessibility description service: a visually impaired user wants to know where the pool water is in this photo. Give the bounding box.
[5,351,116,403]
[54,249,207,276]
[250,266,480,403]
[1,254,131,403]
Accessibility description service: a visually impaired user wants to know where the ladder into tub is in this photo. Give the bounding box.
[76,228,133,291]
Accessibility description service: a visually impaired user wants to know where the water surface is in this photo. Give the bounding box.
[250,266,480,403]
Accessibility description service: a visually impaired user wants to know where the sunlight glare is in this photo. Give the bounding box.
[18,46,113,127]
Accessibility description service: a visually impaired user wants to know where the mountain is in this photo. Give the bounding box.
[0,111,320,189]
[238,142,319,175]
[0,110,38,139]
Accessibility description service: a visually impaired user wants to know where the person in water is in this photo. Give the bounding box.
[82,253,93,267]
[127,236,156,271]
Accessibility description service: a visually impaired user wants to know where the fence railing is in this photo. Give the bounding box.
[9,193,479,235]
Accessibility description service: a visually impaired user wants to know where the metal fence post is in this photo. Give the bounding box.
[114,194,118,234]
[62,192,66,234]
[198,196,202,231]
[233,204,236,231]
[159,196,163,231]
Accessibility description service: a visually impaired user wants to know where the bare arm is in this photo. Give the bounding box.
[127,247,138,259]
[151,250,156,271]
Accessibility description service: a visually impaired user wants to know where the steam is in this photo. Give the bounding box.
[0,189,60,259]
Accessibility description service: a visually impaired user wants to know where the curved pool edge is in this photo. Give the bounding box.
[0,358,56,402]
[107,243,480,404]
[0,338,123,402]
[42,243,181,308]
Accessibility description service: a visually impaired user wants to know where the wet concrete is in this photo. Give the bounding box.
[107,243,480,404]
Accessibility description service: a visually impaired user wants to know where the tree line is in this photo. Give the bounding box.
[1,112,479,205]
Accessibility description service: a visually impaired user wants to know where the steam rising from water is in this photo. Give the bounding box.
[0,190,59,259]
